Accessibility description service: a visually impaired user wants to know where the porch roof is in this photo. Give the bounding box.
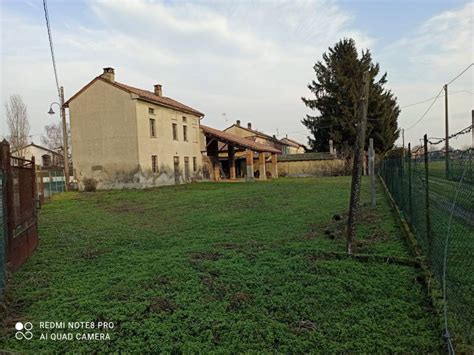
[201,125,281,154]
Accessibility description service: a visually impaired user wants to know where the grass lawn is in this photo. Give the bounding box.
[0,177,442,352]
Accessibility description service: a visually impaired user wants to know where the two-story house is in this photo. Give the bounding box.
[64,67,204,190]
[12,143,64,168]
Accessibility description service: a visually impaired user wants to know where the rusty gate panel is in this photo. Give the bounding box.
[0,140,38,272]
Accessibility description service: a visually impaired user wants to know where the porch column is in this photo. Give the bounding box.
[245,149,254,181]
[228,145,236,180]
[206,138,220,181]
[271,153,278,178]
[213,158,221,181]
[259,152,267,180]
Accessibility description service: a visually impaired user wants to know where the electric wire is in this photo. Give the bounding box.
[43,0,60,97]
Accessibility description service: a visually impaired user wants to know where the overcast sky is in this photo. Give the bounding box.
[1,0,473,149]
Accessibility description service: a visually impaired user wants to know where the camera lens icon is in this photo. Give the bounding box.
[15,322,33,340]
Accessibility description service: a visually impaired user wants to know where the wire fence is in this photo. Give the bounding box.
[380,145,473,352]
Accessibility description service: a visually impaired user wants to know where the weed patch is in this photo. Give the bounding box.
[0,177,441,353]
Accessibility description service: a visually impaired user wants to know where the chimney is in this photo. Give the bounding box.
[247,122,252,130]
[236,120,241,126]
[154,84,162,97]
[101,67,115,82]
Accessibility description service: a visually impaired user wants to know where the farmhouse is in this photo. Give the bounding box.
[280,136,306,154]
[12,143,64,168]
[224,120,287,152]
[200,125,280,181]
[64,68,204,189]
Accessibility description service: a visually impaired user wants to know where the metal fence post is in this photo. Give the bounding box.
[369,138,376,207]
[423,134,432,259]
[408,143,412,220]
[49,171,52,200]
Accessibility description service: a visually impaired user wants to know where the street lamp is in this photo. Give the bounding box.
[47,87,69,191]
[47,102,60,115]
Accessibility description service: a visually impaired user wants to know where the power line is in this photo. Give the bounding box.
[401,64,473,132]
[446,63,473,86]
[43,0,60,96]
[401,90,473,109]
[405,87,444,131]
[428,124,473,145]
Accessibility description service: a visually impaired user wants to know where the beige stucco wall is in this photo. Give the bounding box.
[225,125,253,139]
[69,79,140,189]
[286,146,306,154]
[276,159,345,177]
[135,101,203,185]
[69,79,204,189]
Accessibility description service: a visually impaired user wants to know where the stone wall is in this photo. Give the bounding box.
[274,153,346,177]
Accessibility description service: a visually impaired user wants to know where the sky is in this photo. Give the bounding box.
[1,0,473,149]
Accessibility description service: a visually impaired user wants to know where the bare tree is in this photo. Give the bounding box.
[5,94,30,153]
[41,122,70,152]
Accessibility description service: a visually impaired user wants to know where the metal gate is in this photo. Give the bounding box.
[0,140,38,272]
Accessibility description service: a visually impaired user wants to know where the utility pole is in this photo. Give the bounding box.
[347,71,370,254]
[60,86,69,191]
[423,134,432,260]
[471,110,473,149]
[444,84,449,179]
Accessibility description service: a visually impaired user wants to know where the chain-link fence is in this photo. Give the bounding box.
[380,146,473,352]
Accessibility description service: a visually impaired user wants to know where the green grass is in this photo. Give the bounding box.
[0,177,442,352]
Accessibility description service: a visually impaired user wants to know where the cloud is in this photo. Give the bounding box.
[380,2,473,148]
[1,0,374,145]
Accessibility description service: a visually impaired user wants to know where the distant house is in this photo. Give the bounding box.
[280,136,306,154]
[12,143,64,168]
[224,120,288,152]
[64,67,204,189]
[200,125,280,181]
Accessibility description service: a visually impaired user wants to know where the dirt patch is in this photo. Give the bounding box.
[155,275,171,286]
[356,231,390,249]
[227,292,252,311]
[201,275,228,300]
[148,297,176,313]
[189,251,221,262]
[304,208,382,242]
[79,247,112,260]
[214,240,266,251]
[107,203,147,214]
[294,319,317,332]
[215,242,241,250]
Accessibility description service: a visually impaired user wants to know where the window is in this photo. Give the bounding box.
[193,157,197,172]
[172,123,178,140]
[149,107,155,114]
[149,118,156,137]
[184,157,190,181]
[151,155,158,173]
[183,125,188,141]
[182,116,187,122]
[42,154,51,167]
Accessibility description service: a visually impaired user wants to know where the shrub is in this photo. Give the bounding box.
[83,178,97,192]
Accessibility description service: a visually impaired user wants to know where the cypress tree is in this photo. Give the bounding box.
[302,38,400,154]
